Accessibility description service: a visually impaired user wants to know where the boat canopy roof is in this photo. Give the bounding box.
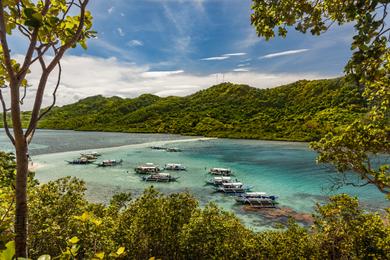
[214,176,231,181]
[165,163,182,166]
[138,166,158,169]
[211,167,230,171]
[157,173,170,177]
[222,182,242,186]
[245,192,267,196]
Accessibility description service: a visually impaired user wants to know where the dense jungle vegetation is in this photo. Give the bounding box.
[29,77,366,141]
[0,152,389,259]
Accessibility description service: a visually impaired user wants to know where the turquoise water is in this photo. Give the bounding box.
[1,130,388,229]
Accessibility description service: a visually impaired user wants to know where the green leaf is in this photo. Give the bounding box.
[68,236,79,244]
[116,247,125,255]
[0,241,15,260]
[95,252,104,259]
[80,40,87,50]
[32,13,43,22]
[37,255,51,260]
[23,8,35,18]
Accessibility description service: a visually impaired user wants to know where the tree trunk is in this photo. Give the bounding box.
[14,137,28,258]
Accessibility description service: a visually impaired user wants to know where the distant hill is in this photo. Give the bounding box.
[11,78,367,141]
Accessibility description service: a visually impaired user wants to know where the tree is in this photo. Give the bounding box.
[0,0,94,256]
[313,194,390,258]
[251,0,390,196]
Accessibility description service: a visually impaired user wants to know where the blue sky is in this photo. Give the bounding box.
[79,0,353,75]
[12,0,357,107]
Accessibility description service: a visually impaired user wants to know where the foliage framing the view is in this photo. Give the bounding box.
[0,0,94,257]
[0,154,388,259]
[251,0,390,196]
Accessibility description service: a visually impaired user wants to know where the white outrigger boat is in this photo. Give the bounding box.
[97,159,123,167]
[164,163,186,171]
[215,182,252,193]
[66,158,94,165]
[142,172,179,182]
[209,168,233,176]
[206,176,234,186]
[134,163,161,174]
[235,192,278,207]
[80,151,101,158]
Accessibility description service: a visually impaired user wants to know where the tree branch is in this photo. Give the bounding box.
[62,0,75,21]
[0,196,15,227]
[19,85,27,105]
[0,0,16,82]
[37,61,61,122]
[17,25,32,39]
[29,44,51,67]
[0,89,15,145]
[36,48,47,71]
[25,0,89,141]
[16,1,53,81]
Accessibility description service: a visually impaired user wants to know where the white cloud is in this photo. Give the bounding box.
[141,70,184,78]
[223,53,246,56]
[108,7,114,14]
[117,28,125,37]
[233,68,249,72]
[200,52,246,61]
[260,49,309,59]
[128,40,143,47]
[11,55,336,110]
[200,56,229,61]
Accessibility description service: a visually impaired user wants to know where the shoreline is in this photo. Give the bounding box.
[28,161,45,171]
[32,136,217,158]
[33,127,314,143]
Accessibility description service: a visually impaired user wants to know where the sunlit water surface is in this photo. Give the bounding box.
[1,129,387,229]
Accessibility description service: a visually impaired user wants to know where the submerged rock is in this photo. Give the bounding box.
[242,206,314,226]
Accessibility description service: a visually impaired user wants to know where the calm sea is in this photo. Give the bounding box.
[1,129,388,229]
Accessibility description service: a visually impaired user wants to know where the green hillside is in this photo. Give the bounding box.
[17,77,366,141]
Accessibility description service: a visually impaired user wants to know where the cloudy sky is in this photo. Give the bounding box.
[9,0,355,108]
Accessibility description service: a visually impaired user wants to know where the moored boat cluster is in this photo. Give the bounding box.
[206,168,278,208]
[66,151,123,167]
[66,148,278,208]
[134,163,185,182]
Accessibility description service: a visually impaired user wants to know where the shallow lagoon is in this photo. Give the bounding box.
[1,129,388,229]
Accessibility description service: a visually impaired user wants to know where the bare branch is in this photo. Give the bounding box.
[17,25,32,39]
[37,61,61,122]
[375,3,389,40]
[37,50,47,71]
[30,44,51,67]
[62,0,75,21]
[19,85,27,105]
[0,196,15,227]
[0,89,15,145]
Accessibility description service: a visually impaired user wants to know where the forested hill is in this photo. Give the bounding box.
[36,77,365,141]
